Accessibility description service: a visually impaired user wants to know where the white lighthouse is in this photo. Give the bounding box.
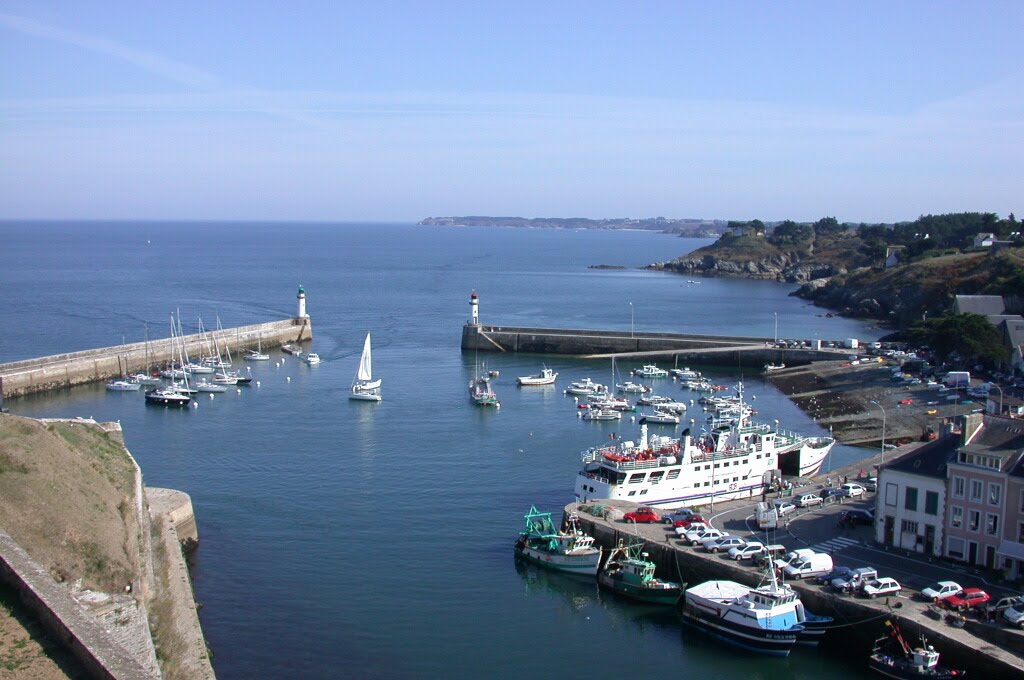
[297,285,308,319]
[469,291,479,325]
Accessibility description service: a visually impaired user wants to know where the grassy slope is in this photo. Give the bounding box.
[0,415,140,592]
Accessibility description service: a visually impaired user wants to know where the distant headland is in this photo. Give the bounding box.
[418,216,724,237]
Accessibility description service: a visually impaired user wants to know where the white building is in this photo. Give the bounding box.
[873,436,960,556]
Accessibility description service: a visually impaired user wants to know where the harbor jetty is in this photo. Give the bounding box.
[460,292,838,367]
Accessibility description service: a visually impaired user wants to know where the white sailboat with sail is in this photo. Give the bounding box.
[350,332,382,401]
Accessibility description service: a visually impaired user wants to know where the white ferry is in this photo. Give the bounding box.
[574,388,833,509]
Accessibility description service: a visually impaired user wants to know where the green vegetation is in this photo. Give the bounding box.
[905,313,1010,366]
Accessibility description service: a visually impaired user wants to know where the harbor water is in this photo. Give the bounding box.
[1,222,884,679]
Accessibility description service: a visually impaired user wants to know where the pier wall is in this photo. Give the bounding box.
[462,324,836,368]
[0,317,312,398]
[572,510,1024,679]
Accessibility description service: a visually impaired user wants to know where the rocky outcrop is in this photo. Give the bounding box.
[650,252,842,283]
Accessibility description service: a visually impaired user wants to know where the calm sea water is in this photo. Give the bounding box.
[1,222,883,679]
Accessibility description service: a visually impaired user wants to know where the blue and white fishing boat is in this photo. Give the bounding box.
[681,566,805,656]
[513,507,601,576]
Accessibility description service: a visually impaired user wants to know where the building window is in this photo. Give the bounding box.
[948,536,965,560]
[986,514,999,536]
[970,480,983,502]
[951,506,963,528]
[885,483,898,507]
[925,491,939,516]
[901,519,918,534]
[905,487,919,511]
[953,476,965,499]
[989,483,1002,506]
[968,510,980,532]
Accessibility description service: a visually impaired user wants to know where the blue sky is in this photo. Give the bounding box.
[1,1,1022,222]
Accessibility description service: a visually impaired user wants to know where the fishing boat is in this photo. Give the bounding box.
[517,367,558,386]
[574,384,834,508]
[868,620,964,680]
[303,352,321,365]
[469,373,499,407]
[633,364,668,378]
[513,506,601,575]
[281,343,302,355]
[350,333,382,401]
[106,379,141,391]
[681,565,804,656]
[565,378,606,396]
[598,541,683,604]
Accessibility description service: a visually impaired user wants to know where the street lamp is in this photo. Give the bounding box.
[869,400,886,467]
[629,302,634,338]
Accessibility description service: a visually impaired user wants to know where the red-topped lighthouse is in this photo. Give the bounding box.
[469,291,479,325]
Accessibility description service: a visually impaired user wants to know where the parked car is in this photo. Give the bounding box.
[795,493,823,508]
[753,544,788,569]
[772,500,797,516]
[784,553,834,580]
[662,509,698,524]
[674,521,709,537]
[861,577,902,598]
[831,567,877,593]
[840,509,874,526]
[683,527,724,545]
[623,507,660,523]
[840,483,866,498]
[919,581,963,602]
[670,514,707,529]
[982,595,1023,619]
[728,542,766,561]
[820,487,845,500]
[863,477,878,492]
[775,548,816,571]
[944,588,991,611]
[816,566,854,586]
[703,536,746,554]
[1003,603,1024,628]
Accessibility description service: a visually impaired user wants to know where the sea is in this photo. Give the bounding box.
[0,221,885,679]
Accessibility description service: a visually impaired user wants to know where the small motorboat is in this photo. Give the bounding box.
[303,352,321,365]
[517,367,558,386]
[565,378,605,396]
[130,373,162,386]
[764,363,786,372]
[639,408,680,425]
[194,380,228,393]
[106,379,141,391]
[633,364,668,378]
[580,407,621,421]
[616,381,649,394]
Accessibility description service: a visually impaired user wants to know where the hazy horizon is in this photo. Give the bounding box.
[2,2,1021,223]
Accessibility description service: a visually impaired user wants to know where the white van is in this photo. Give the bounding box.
[774,548,815,571]
[756,501,779,529]
[783,553,834,580]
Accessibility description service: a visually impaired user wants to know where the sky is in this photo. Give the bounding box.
[1,1,1022,223]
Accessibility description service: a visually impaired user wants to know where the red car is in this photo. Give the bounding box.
[944,588,990,611]
[672,514,707,528]
[623,507,660,523]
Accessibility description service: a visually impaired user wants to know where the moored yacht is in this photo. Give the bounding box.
[517,367,558,386]
[565,377,605,396]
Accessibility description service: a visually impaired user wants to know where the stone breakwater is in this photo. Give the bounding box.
[0,317,311,398]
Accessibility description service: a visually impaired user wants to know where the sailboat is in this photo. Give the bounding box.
[350,332,382,401]
[245,332,270,361]
[131,324,162,385]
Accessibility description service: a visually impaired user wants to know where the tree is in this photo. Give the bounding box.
[813,216,843,235]
[905,313,1009,366]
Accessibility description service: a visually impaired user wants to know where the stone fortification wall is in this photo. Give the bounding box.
[0,317,311,397]
[0,530,161,680]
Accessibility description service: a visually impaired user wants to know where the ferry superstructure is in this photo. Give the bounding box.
[574,388,833,509]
